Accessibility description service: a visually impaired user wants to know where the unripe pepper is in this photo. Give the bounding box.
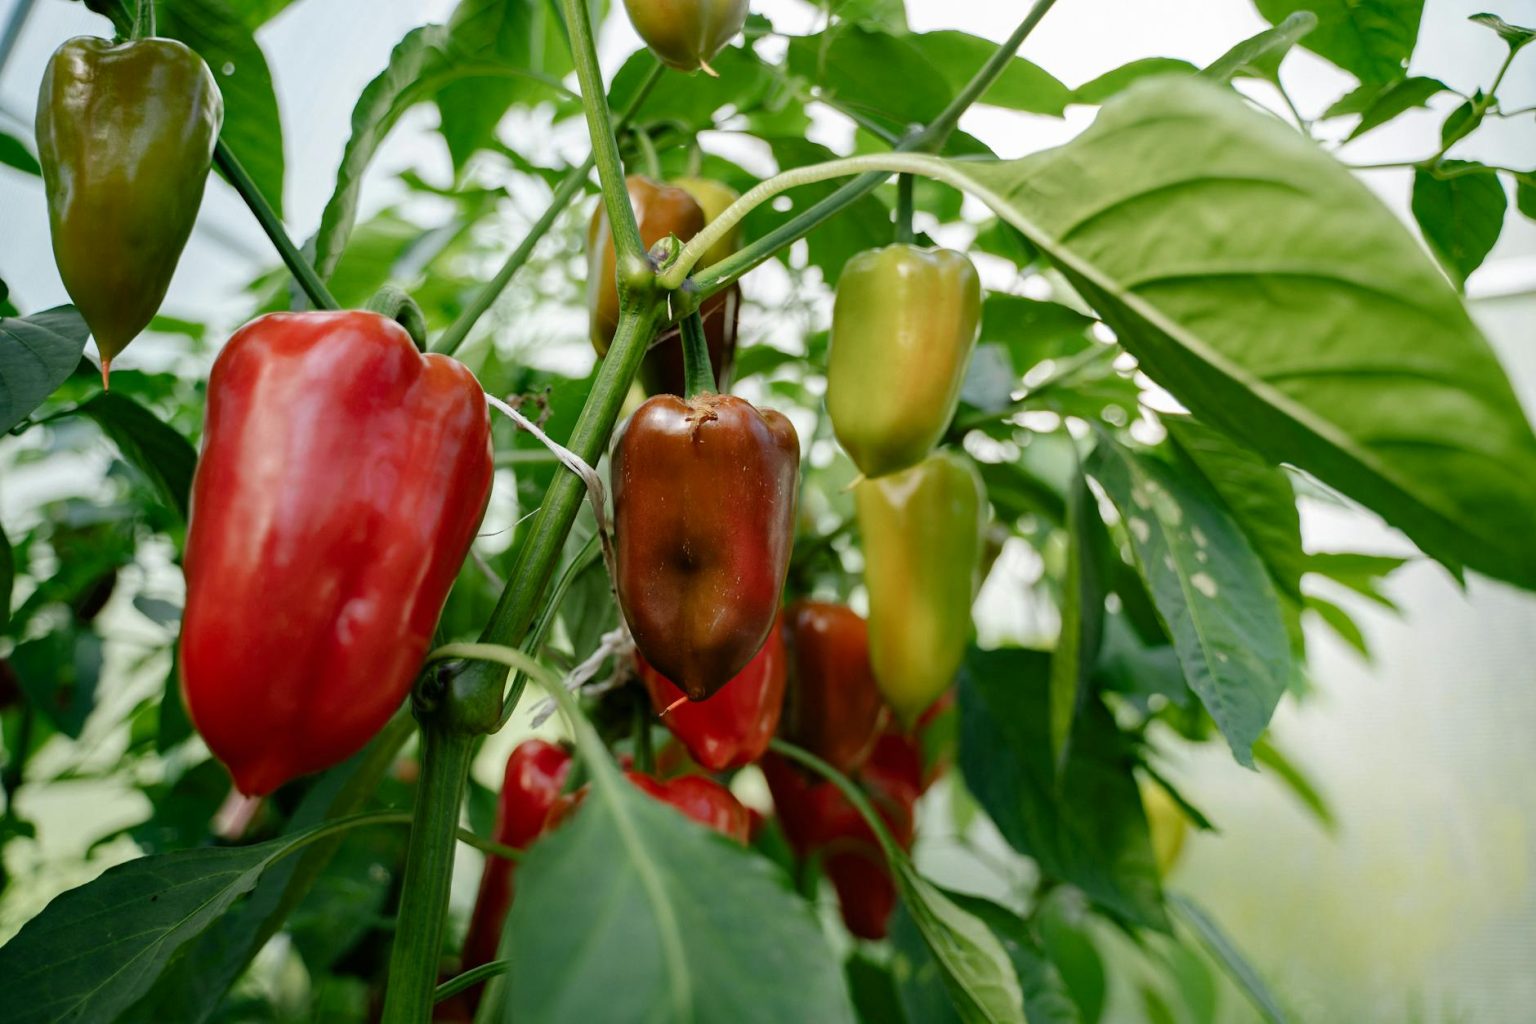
[36,36,223,382]
[781,601,887,775]
[640,615,786,771]
[613,393,799,701]
[762,731,921,940]
[179,312,493,795]
[622,0,749,74]
[856,450,986,724]
[827,245,981,478]
[1141,780,1189,876]
[589,175,740,396]
[461,740,573,982]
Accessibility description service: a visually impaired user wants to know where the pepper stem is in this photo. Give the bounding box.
[131,0,154,39]
[632,126,661,180]
[679,307,714,396]
[366,286,428,352]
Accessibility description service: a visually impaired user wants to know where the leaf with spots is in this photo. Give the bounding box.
[1086,439,1291,766]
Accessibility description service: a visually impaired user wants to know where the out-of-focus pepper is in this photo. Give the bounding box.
[826,245,981,478]
[856,450,986,725]
[1141,780,1189,876]
[179,312,493,796]
[672,177,741,268]
[36,36,223,382]
[640,615,786,771]
[622,0,749,74]
[781,601,887,775]
[613,393,799,701]
[762,731,921,940]
[588,175,741,396]
[461,740,573,983]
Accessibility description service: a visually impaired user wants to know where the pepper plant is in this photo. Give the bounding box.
[1,0,1534,1021]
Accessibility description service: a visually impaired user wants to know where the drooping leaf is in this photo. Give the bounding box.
[158,0,287,217]
[932,77,1536,590]
[1303,550,1406,610]
[1164,417,1304,603]
[1071,58,1196,105]
[1336,76,1447,141]
[1304,592,1370,657]
[1201,11,1316,84]
[1439,92,1486,149]
[1049,461,1109,769]
[1087,440,1291,765]
[1168,893,1290,1023]
[958,647,1166,928]
[0,131,41,175]
[76,393,198,521]
[1468,12,1535,51]
[0,306,91,434]
[1411,162,1506,288]
[1252,737,1337,832]
[908,30,1071,116]
[1252,0,1424,84]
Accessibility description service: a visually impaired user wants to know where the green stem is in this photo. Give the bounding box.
[380,728,475,1024]
[215,142,340,311]
[632,126,662,179]
[660,153,950,289]
[633,695,656,774]
[561,0,647,281]
[895,173,915,244]
[432,62,665,357]
[679,309,714,395]
[499,532,602,726]
[365,285,427,350]
[436,961,511,1003]
[131,0,153,39]
[689,0,1060,296]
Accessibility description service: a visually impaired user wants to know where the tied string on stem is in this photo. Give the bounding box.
[529,626,634,728]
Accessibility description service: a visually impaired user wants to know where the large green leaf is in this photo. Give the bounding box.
[500,768,855,1022]
[159,0,287,217]
[787,27,952,136]
[1411,162,1507,289]
[1049,461,1109,770]
[0,131,40,175]
[1087,440,1290,765]
[932,77,1536,589]
[908,30,1070,116]
[77,393,198,521]
[1253,0,1424,84]
[0,307,91,433]
[958,647,1166,928]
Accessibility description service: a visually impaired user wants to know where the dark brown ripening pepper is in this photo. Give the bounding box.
[613,393,800,701]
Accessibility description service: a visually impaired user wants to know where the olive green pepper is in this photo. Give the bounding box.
[36,36,223,382]
[827,245,981,479]
[856,450,986,724]
[622,0,749,74]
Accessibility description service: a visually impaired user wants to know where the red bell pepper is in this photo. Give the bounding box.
[613,393,799,701]
[179,311,493,796]
[782,601,887,775]
[639,615,786,771]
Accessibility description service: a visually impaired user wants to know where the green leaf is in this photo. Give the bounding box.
[1515,170,1536,221]
[158,0,286,217]
[1253,0,1424,84]
[1468,12,1535,51]
[436,0,573,171]
[788,28,952,135]
[980,294,1094,370]
[909,30,1071,116]
[0,306,91,434]
[156,648,193,752]
[1411,162,1506,288]
[1169,893,1289,1023]
[1304,592,1369,657]
[76,393,197,521]
[0,131,40,175]
[1439,92,1485,149]
[830,0,908,33]
[1035,894,1106,1024]
[891,894,1081,1024]
[9,629,101,737]
[1164,417,1304,603]
[500,768,856,1022]
[1252,736,1337,832]
[609,47,775,136]
[1050,462,1109,769]
[1087,440,1290,764]
[847,953,908,1024]
[0,518,11,634]
[1072,58,1197,105]
[1339,76,1446,140]
[958,647,1167,928]
[939,77,1536,589]
[1303,550,1406,609]
[1201,11,1317,84]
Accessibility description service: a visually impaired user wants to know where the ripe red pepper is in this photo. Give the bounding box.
[639,615,786,771]
[613,393,799,701]
[179,312,493,796]
[782,601,887,775]
[763,732,921,940]
[460,740,573,981]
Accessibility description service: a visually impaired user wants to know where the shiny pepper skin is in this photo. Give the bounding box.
[640,615,786,771]
[36,37,222,381]
[179,312,493,795]
[856,450,986,725]
[763,732,921,940]
[461,741,574,982]
[827,245,981,478]
[613,393,799,701]
[622,0,749,74]
[781,601,887,775]
[589,175,739,396]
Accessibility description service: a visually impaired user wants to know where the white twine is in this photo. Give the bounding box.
[529,626,635,728]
